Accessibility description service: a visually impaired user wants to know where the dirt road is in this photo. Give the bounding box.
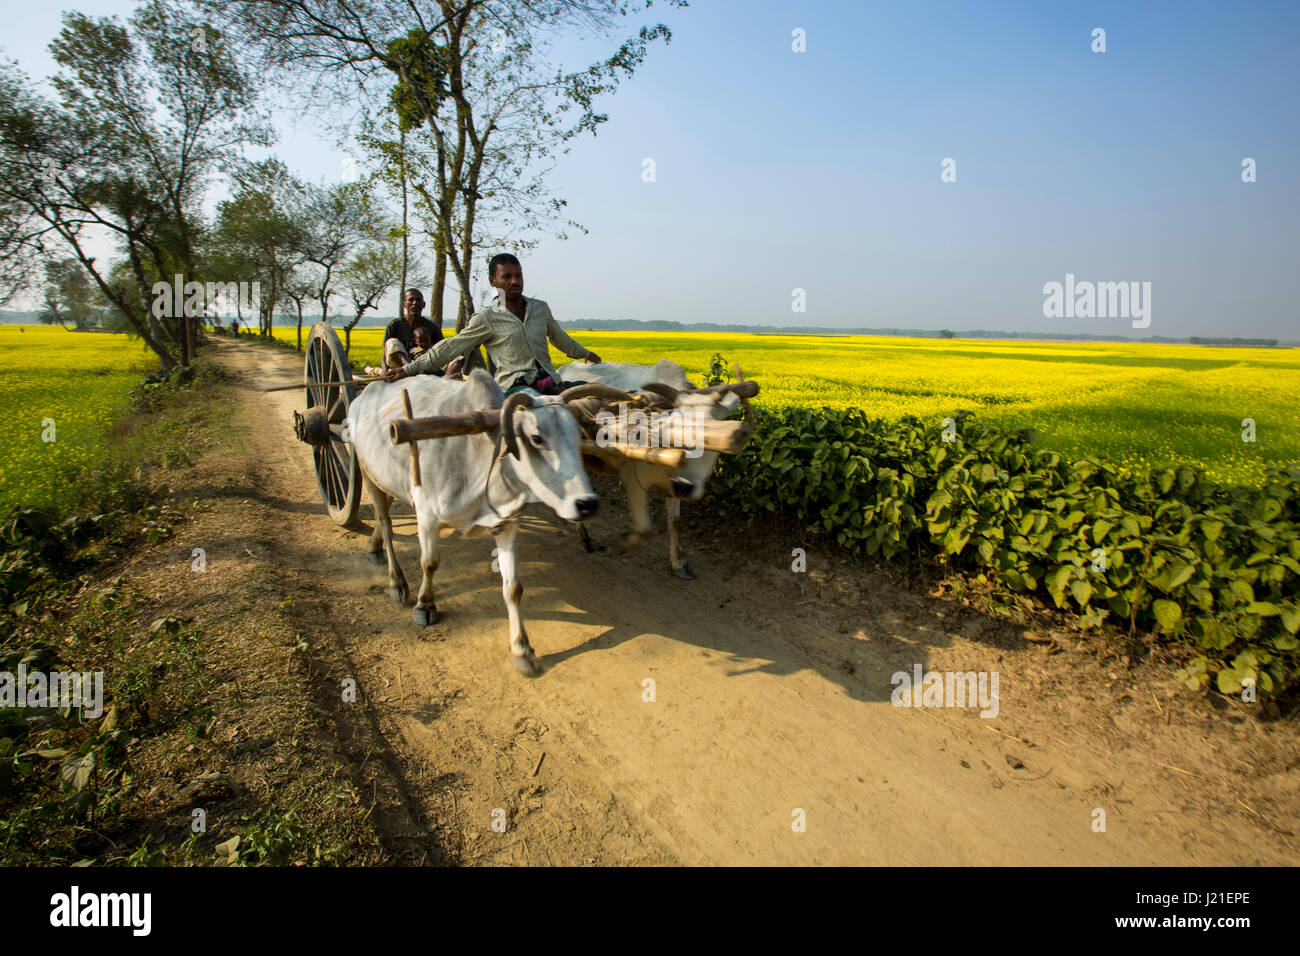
[203,337,1297,865]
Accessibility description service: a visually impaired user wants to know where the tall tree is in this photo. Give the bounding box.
[384,2,678,332]
[204,0,681,336]
[209,161,307,339]
[0,2,268,367]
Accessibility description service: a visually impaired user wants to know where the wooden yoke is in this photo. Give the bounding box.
[581,440,685,469]
[600,415,753,455]
[389,410,499,445]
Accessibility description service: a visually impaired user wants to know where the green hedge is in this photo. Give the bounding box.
[710,407,1299,697]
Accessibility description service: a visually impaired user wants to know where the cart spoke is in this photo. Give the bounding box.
[312,446,327,503]
[325,445,341,508]
[313,342,327,408]
[316,342,329,408]
[329,440,349,496]
[334,450,350,511]
[306,343,320,408]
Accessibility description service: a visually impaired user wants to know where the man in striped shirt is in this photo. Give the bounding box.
[383,254,600,394]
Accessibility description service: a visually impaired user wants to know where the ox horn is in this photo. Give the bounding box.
[690,380,760,401]
[561,383,638,404]
[640,382,681,404]
[499,391,536,459]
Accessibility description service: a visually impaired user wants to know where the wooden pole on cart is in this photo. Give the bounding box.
[580,440,685,469]
[401,390,422,487]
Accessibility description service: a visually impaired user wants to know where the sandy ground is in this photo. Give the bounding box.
[194,336,1297,865]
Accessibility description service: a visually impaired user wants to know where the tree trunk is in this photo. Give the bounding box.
[316,262,335,329]
[135,316,178,367]
[177,273,191,367]
[400,124,409,298]
[432,224,447,335]
[432,145,447,336]
[454,214,484,372]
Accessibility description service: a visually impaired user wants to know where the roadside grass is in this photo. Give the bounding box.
[0,327,158,514]
[0,354,387,865]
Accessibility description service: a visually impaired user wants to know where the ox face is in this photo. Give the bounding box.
[510,400,598,521]
[658,392,742,501]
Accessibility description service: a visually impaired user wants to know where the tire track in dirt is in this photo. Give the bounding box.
[208,337,1298,866]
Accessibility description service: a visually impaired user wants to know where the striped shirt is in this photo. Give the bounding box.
[401,293,593,388]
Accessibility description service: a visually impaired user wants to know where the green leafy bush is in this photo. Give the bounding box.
[711,407,1299,697]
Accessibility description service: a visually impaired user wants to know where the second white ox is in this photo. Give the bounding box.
[350,369,598,675]
[556,359,749,579]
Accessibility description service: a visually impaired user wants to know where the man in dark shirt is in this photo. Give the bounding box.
[381,289,441,371]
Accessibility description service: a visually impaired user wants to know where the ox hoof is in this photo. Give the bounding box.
[673,563,697,581]
[366,550,385,566]
[387,584,408,605]
[510,652,544,678]
[412,605,439,626]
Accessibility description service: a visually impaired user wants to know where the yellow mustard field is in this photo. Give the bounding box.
[0,326,155,512]
[2,322,1292,507]
[278,324,1299,486]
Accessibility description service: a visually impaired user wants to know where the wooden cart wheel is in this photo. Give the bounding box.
[304,321,362,526]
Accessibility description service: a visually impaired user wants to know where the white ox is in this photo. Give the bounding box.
[555,360,747,579]
[349,369,598,676]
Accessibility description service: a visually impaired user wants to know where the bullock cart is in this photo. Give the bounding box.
[288,321,684,523]
[285,327,761,669]
[287,324,761,533]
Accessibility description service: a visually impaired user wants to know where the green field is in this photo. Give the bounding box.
[279,325,1299,486]
[0,326,155,512]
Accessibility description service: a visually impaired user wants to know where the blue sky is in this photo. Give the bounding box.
[4,0,1297,337]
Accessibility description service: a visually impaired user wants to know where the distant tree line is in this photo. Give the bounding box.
[557,319,1289,346]
[1188,337,1279,347]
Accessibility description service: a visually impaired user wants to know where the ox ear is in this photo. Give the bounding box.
[463,368,504,408]
[655,359,693,391]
